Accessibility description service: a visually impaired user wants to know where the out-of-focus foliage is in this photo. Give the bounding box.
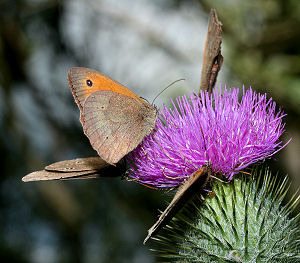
[201,0,300,112]
[0,0,298,262]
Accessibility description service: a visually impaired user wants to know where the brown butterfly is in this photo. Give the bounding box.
[23,67,157,182]
[68,67,157,165]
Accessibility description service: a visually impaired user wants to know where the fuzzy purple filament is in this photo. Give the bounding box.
[126,87,288,187]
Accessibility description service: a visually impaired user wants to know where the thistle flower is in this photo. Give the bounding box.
[127,87,288,187]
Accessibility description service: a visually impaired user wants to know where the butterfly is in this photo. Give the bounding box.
[23,67,157,181]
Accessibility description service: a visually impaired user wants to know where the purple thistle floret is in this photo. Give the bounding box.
[126,87,289,187]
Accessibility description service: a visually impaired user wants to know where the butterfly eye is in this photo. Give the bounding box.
[86,79,93,87]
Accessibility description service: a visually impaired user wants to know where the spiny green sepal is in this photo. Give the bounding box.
[152,168,300,262]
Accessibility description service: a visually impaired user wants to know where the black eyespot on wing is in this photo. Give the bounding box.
[86,79,93,87]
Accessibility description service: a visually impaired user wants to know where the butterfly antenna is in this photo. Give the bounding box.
[140,97,150,104]
[151,78,185,105]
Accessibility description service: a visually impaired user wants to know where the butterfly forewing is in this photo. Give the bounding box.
[68,67,144,112]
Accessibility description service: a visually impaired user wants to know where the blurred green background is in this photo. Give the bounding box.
[0,0,299,262]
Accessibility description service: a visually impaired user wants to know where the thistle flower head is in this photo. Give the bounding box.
[127,87,288,187]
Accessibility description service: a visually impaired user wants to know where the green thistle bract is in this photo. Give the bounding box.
[152,169,300,262]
